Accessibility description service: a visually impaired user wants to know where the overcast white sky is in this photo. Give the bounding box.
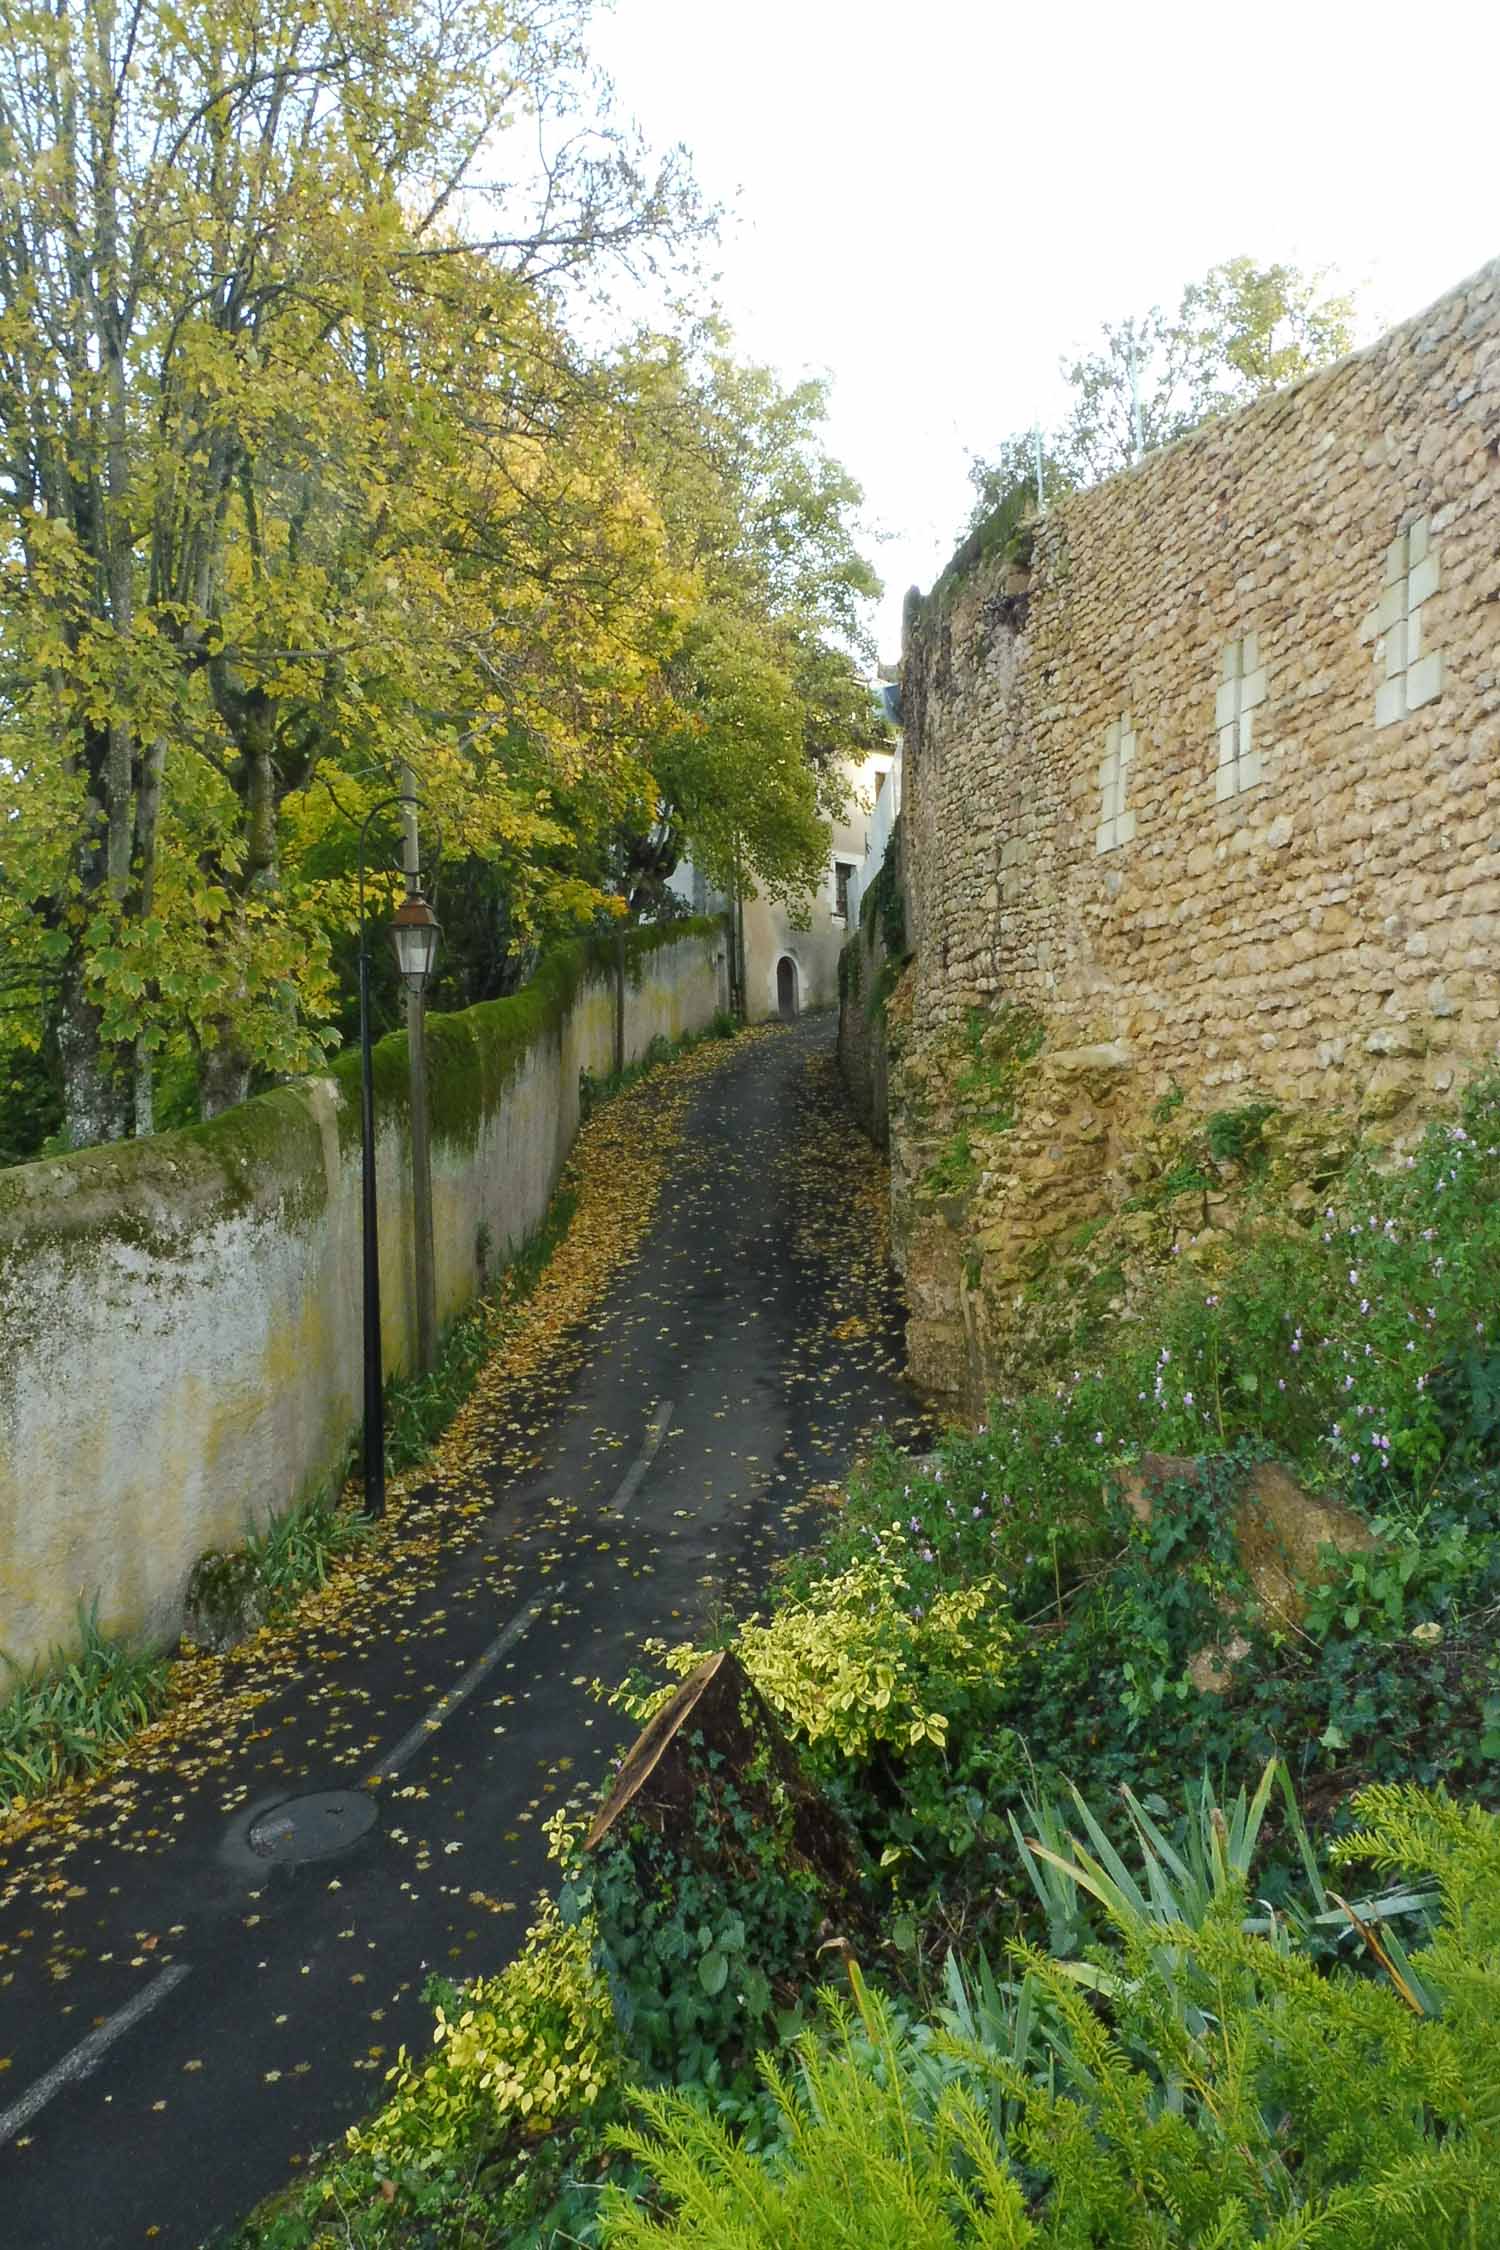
[587,0,1499,665]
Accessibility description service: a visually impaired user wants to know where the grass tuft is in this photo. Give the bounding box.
[0,1604,172,1811]
[243,1478,373,1599]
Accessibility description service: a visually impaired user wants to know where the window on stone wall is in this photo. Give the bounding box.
[1215,634,1269,801]
[1096,716,1137,853]
[834,860,855,920]
[1362,517,1443,727]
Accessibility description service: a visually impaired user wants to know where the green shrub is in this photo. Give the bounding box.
[922,1129,980,1199]
[1203,1099,1277,1168]
[553,1773,825,2105]
[358,1897,621,2175]
[225,1901,631,2249]
[601,1781,1500,2247]
[243,1479,371,1600]
[645,1563,1012,1765]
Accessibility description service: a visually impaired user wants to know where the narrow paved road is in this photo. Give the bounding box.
[0,1017,922,2248]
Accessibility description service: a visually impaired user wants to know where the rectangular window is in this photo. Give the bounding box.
[834,862,853,919]
[1367,518,1443,727]
[1214,634,1268,800]
[1096,716,1137,853]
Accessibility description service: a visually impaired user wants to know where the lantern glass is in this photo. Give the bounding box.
[389,892,441,993]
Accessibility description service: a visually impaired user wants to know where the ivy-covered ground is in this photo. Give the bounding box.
[226,1071,1500,2247]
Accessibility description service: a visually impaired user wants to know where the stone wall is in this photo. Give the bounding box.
[897,259,1500,1405]
[836,822,906,1146]
[836,921,892,1146]
[0,925,725,1667]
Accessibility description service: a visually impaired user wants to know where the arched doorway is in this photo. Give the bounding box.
[776,956,799,1020]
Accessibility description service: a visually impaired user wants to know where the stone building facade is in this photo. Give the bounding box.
[673,746,896,1021]
[892,259,1500,1405]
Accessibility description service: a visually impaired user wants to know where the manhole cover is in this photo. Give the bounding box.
[247,1790,379,1864]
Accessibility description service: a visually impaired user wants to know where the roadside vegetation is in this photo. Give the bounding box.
[0,1608,174,1813]
[226,1076,1500,2243]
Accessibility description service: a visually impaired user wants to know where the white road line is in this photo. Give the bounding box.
[609,1398,675,1514]
[366,1586,564,1784]
[0,1963,192,2148]
[366,1400,672,1785]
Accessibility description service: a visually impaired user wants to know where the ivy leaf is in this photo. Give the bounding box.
[1320,1722,1350,1751]
[697,1949,728,1997]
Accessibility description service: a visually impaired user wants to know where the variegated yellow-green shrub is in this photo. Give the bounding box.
[640,1563,1011,1759]
[349,1895,620,2174]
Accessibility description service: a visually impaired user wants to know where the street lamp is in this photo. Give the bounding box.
[357,797,441,1517]
[389,890,441,991]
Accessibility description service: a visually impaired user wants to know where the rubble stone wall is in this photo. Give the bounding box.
[896,261,1500,1406]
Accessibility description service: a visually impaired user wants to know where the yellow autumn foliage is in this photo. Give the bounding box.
[351,1897,617,2168]
[646,1563,1011,1761]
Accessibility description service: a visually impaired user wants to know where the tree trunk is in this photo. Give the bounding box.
[55,965,131,1151]
[197,695,279,1119]
[586,1649,865,1906]
[198,1029,254,1119]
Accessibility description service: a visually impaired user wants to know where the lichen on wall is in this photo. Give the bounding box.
[895,259,1500,1410]
[0,922,725,1668]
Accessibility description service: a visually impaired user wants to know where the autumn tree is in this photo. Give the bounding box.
[965,258,1357,522]
[1058,256,1357,484]
[0,0,698,1143]
[608,335,884,921]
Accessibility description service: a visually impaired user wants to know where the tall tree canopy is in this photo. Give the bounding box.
[0,0,880,1156]
[965,256,1357,529]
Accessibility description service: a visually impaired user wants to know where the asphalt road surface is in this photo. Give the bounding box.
[0,1015,923,2248]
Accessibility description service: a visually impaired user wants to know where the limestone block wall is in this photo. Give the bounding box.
[895,260,1500,1408]
[902,259,1500,1115]
[0,924,725,1668]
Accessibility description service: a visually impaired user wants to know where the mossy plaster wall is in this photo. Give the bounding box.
[0,924,724,1669]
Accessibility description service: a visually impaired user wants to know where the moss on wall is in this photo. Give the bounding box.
[0,919,725,1233]
[0,1081,331,1275]
[327,919,722,1157]
[0,917,725,1672]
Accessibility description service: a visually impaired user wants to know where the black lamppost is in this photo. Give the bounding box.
[357,796,441,1516]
